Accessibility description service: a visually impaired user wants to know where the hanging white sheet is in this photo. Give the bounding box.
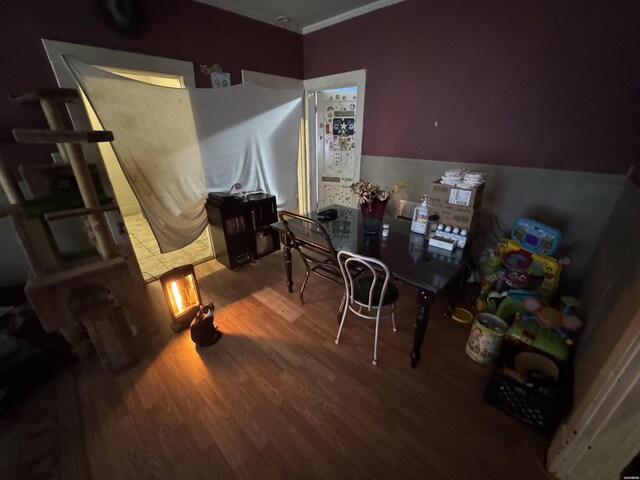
[65,57,301,253]
[192,82,302,207]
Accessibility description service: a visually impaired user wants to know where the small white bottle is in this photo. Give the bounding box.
[443,225,452,239]
[410,197,429,234]
[452,227,460,245]
[458,229,468,248]
[436,224,445,237]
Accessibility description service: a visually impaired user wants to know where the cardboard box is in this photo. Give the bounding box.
[428,180,484,208]
[430,204,480,230]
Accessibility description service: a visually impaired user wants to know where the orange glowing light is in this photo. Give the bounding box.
[170,280,184,314]
[166,274,197,317]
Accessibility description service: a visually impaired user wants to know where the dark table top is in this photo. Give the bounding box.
[273,205,471,294]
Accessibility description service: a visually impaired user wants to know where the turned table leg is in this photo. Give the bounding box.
[283,234,294,293]
[410,288,437,368]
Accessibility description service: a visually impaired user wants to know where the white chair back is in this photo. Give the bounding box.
[335,250,398,366]
[337,251,391,311]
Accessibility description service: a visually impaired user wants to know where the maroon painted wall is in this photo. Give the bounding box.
[0,0,302,163]
[304,0,640,175]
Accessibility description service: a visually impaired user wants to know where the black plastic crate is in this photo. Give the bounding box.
[484,369,563,436]
[483,339,572,436]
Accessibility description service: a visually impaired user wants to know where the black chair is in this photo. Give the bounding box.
[278,211,344,305]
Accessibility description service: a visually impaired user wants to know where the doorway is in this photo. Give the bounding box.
[304,70,366,212]
[310,86,359,210]
[78,67,213,282]
[43,40,213,282]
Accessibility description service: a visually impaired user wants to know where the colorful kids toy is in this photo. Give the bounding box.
[477,219,563,312]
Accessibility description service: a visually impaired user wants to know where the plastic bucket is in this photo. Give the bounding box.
[465,313,509,364]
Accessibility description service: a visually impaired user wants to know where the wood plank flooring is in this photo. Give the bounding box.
[40,253,557,478]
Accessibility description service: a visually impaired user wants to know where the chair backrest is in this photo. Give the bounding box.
[337,250,392,311]
[279,211,341,278]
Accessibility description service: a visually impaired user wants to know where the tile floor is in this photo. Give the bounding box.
[124,213,213,282]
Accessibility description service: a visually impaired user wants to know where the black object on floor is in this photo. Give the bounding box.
[0,285,26,309]
[0,307,75,416]
[190,302,222,347]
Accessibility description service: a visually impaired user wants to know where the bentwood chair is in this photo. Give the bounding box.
[335,251,399,366]
[278,211,344,305]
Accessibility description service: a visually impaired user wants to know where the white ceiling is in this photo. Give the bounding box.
[194,0,405,34]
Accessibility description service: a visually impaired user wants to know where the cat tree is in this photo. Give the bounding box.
[0,87,144,372]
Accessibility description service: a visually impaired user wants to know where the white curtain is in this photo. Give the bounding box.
[65,57,301,253]
[241,70,308,213]
[192,84,302,209]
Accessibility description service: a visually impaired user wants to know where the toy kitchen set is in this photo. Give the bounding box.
[474,216,584,435]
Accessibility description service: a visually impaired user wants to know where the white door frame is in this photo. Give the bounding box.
[546,307,640,479]
[303,69,366,212]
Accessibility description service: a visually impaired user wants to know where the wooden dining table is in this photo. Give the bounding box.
[271,205,473,368]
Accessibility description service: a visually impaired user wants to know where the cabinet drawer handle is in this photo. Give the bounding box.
[251,211,256,230]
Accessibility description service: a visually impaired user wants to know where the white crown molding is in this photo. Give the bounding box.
[194,0,302,33]
[302,0,405,35]
[195,0,405,35]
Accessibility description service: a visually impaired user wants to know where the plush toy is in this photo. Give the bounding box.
[190,301,221,347]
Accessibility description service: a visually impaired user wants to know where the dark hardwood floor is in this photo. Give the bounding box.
[2,252,555,479]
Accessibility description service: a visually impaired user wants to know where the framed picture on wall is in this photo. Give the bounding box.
[211,72,230,88]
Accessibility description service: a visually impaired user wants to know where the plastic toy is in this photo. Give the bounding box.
[507,316,570,362]
[479,238,562,302]
[511,217,561,256]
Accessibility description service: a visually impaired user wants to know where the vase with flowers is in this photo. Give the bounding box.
[351,180,406,234]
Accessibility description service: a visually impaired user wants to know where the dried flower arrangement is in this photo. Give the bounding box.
[351,180,406,204]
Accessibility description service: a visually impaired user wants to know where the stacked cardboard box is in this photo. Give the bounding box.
[427,180,484,231]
